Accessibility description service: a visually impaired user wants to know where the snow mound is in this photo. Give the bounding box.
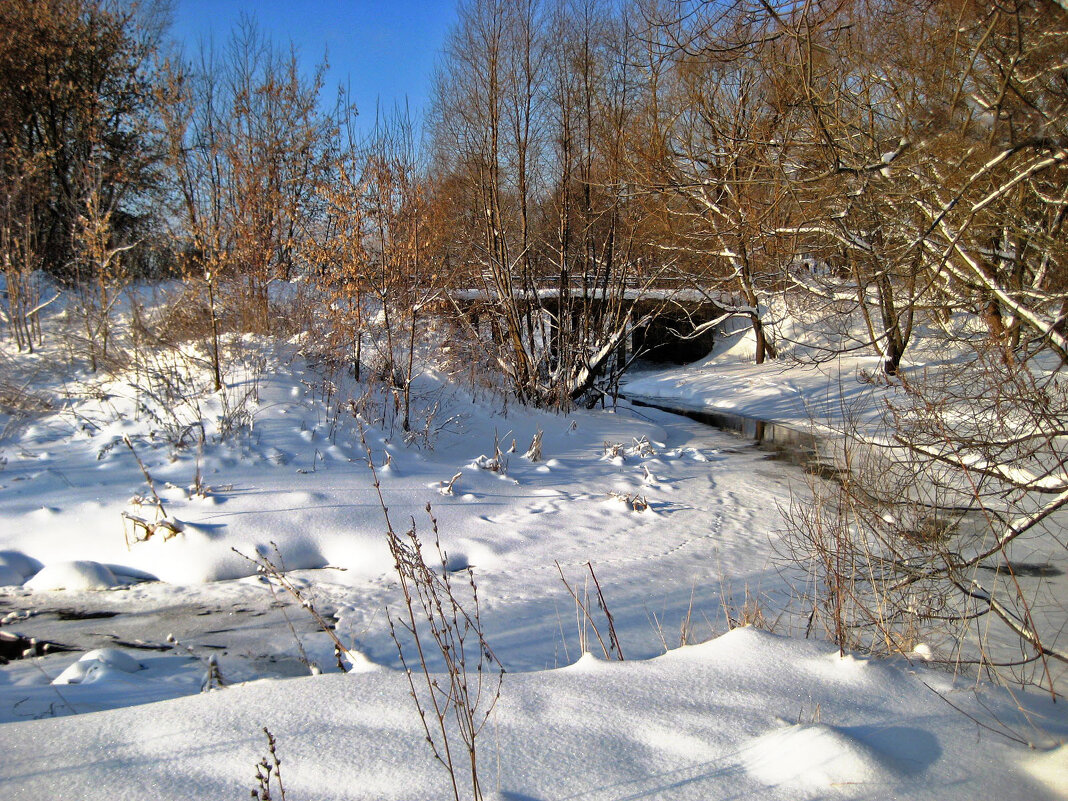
[740,722,899,789]
[24,560,119,591]
[0,565,25,586]
[53,648,144,685]
[341,649,382,674]
[559,651,606,673]
[0,622,1059,801]
[0,549,43,582]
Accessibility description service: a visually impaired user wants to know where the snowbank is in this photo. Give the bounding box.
[0,628,1060,801]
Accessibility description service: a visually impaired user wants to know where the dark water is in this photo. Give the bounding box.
[627,397,839,473]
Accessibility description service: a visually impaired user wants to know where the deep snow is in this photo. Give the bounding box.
[2,627,1065,801]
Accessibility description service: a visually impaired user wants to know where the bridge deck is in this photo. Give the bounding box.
[450,287,738,305]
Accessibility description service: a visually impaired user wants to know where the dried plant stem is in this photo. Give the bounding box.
[122,434,166,517]
[362,425,503,801]
[555,560,624,661]
[251,727,287,801]
[586,562,624,661]
[233,544,351,672]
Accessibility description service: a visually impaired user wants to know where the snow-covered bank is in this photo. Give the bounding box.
[620,310,903,439]
[2,627,1064,801]
[624,311,1068,697]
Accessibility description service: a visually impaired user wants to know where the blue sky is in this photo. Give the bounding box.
[170,1,458,130]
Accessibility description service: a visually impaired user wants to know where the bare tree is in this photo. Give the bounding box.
[157,17,335,384]
[361,111,442,433]
[638,1,797,364]
[0,153,47,352]
[71,165,139,371]
[432,0,670,407]
[777,0,1068,694]
[0,0,159,284]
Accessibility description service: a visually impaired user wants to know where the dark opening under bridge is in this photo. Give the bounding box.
[449,285,745,364]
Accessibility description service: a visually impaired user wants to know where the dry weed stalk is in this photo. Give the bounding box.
[251,727,288,801]
[439,471,463,496]
[555,560,625,661]
[121,435,183,546]
[364,431,503,801]
[523,428,543,462]
[473,430,508,474]
[721,583,769,632]
[630,436,655,457]
[121,512,184,546]
[163,633,227,691]
[234,544,351,672]
[606,490,649,512]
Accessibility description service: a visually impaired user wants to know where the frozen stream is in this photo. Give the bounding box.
[0,391,806,722]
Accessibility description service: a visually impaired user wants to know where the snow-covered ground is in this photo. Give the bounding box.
[1,296,1065,799]
[3,627,1065,800]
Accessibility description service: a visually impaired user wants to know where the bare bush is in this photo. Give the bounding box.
[121,434,183,546]
[785,347,1068,695]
